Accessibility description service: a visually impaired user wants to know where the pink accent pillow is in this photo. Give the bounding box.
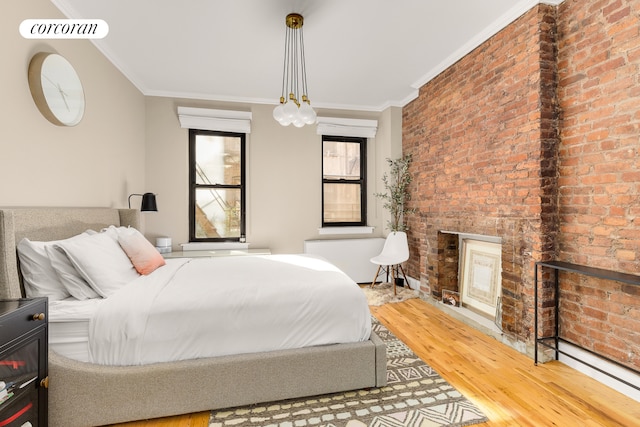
[118,229,166,275]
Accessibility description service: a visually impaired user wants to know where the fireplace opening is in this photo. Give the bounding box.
[435,231,503,331]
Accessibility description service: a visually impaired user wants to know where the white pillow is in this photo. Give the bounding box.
[46,244,100,300]
[54,232,140,298]
[17,238,69,300]
[101,225,131,238]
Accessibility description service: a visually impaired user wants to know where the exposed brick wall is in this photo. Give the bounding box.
[404,0,640,370]
[558,0,640,272]
[403,4,559,344]
[555,0,640,370]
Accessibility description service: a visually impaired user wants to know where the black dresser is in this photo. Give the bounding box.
[0,298,48,427]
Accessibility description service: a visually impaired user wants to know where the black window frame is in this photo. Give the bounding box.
[188,128,246,242]
[321,135,367,227]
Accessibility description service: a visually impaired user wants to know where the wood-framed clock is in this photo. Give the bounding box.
[28,52,85,127]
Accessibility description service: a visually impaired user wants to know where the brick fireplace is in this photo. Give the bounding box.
[403,4,559,347]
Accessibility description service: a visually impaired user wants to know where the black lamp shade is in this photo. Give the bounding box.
[128,192,158,212]
[141,193,158,212]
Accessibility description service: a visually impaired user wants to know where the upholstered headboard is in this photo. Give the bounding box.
[0,208,139,299]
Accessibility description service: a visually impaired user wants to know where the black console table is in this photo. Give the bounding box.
[534,260,640,392]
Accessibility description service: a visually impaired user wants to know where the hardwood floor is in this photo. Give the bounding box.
[110,298,640,427]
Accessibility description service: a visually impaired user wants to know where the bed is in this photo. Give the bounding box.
[0,207,386,427]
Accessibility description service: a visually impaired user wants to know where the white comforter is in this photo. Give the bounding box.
[89,254,371,365]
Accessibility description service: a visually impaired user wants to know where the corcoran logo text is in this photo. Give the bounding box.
[20,19,109,39]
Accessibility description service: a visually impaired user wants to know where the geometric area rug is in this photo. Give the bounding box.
[209,318,488,427]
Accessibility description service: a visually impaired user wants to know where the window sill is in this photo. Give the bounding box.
[318,226,375,236]
[181,242,250,251]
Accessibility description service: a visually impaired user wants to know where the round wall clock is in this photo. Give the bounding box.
[28,52,85,126]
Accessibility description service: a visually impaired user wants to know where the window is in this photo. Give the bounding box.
[189,129,245,241]
[322,135,366,226]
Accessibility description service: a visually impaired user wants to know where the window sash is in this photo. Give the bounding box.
[323,182,363,224]
[189,129,246,242]
[322,135,366,227]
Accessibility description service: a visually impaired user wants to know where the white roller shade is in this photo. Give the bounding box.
[177,106,252,133]
[316,117,378,138]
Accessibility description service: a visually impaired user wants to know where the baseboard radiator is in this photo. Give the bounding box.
[303,238,385,283]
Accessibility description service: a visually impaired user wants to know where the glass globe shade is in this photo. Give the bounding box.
[299,102,315,124]
[307,109,317,125]
[273,104,285,122]
[278,117,292,126]
[283,101,298,120]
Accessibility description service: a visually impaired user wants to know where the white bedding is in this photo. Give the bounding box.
[49,298,103,362]
[51,254,371,366]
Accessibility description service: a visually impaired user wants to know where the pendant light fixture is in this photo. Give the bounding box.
[273,13,317,127]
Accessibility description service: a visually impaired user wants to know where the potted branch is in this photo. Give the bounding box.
[375,154,415,286]
[375,154,415,232]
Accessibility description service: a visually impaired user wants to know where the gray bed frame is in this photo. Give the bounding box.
[0,207,386,427]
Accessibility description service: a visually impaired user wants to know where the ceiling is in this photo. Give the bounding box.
[52,0,562,112]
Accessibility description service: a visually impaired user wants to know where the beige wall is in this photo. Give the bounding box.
[2,0,146,209]
[144,97,402,253]
[3,0,401,253]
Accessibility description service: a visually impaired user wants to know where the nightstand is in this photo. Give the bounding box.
[0,298,48,426]
[163,248,271,258]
